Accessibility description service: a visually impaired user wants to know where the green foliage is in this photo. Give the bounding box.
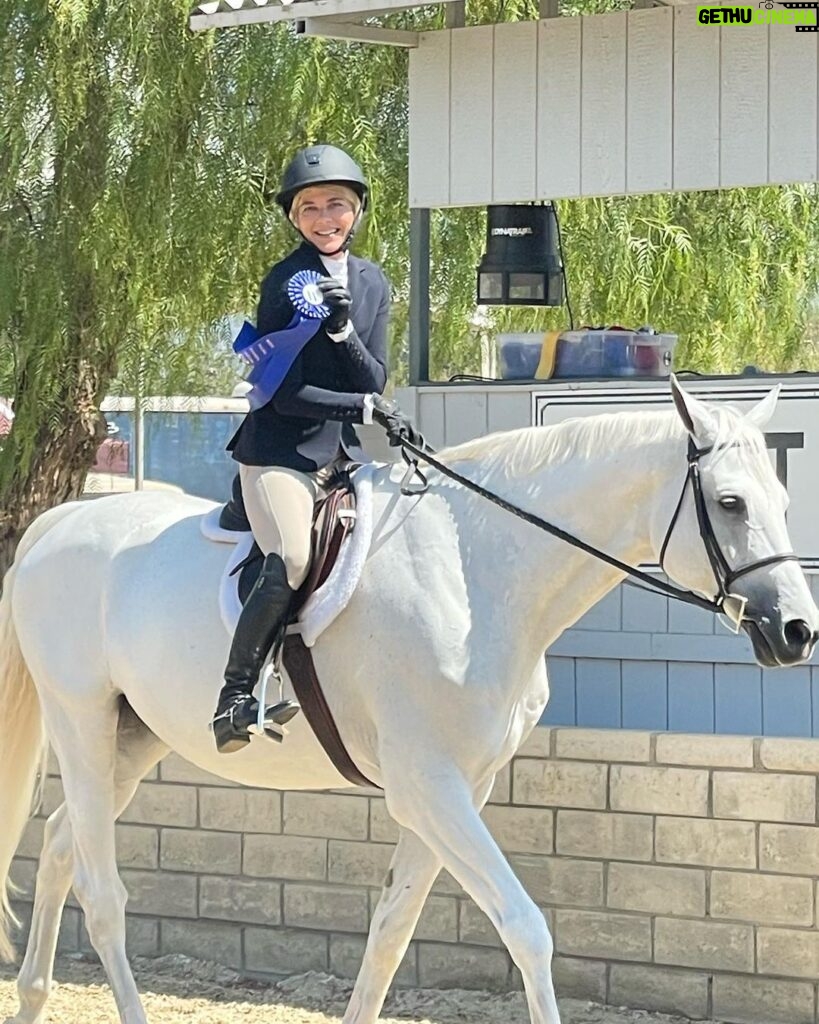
[2,0,819,491]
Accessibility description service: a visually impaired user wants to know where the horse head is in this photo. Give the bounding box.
[658,377,819,667]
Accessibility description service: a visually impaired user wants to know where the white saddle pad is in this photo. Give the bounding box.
[200,464,375,647]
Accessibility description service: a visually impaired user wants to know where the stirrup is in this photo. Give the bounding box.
[246,662,301,743]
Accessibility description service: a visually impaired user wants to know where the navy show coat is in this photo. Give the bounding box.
[227,242,389,471]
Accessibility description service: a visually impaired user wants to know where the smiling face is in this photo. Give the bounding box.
[290,185,359,255]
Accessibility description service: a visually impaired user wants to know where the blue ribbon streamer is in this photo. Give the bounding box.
[233,315,321,411]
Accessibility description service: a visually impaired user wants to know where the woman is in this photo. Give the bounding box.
[212,143,420,754]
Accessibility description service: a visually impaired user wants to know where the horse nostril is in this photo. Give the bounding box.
[784,619,815,649]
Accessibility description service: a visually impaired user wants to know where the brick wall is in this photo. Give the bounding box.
[11,727,819,1023]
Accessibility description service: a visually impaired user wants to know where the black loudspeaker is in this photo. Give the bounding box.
[477,204,564,307]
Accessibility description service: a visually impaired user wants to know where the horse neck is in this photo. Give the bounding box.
[456,413,686,663]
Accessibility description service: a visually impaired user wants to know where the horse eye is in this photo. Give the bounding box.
[719,495,746,514]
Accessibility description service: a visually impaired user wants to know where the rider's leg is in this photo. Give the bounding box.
[212,464,317,754]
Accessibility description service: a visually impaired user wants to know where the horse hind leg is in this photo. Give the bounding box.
[383,764,561,1024]
[342,828,441,1024]
[10,701,167,1024]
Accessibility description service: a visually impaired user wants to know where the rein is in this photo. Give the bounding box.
[396,434,798,619]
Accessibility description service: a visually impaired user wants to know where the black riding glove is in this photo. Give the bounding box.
[317,276,352,335]
[371,394,427,450]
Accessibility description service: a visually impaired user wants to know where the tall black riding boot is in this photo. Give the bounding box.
[212,552,301,754]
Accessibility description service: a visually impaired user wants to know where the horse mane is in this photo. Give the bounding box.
[436,402,765,480]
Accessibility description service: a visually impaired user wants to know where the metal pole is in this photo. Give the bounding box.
[133,387,145,491]
[409,206,431,386]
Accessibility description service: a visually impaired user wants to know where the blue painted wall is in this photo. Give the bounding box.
[543,576,819,737]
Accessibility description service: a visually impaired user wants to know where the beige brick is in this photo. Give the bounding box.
[607,863,705,917]
[199,876,282,925]
[160,918,242,969]
[284,883,369,932]
[711,870,813,926]
[757,927,819,978]
[40,777,64,815]
[760,823,819,874]
[609,965,708,1019]
[713,771,815,824]
[121,869,197,918]
[8,858,35,895]
[518,726,552,758]
[159,752,236,786]
[120,782,197,827]
[245,926,328,974]
[413,895,458,942]
[654,917,753,973]
[555,909,651,962]
[483,805,553,855]
[329,934,416,985]
[369,799,399,843]
[243,834,327,881]
[514,760,607,809]
[712,974,814,1024]
[160,828,241,874]
[656,816,756,868]
[554,728,650,763]
[328,841,394,888]
[610,765,708,817]
[654,733,754,768]
[459,900,502,947]
[552,956,607,1001]
[199,788,281,833]
[417,942,510,989]
[487,764,511,804]
[283,793,368,840]
[81,916,159,957]
[510,854,603,908]
[15,819,44,859]
[556,810,653,862]
[760,737,819,773]
[115,825,158,870]
[432,869,465,897]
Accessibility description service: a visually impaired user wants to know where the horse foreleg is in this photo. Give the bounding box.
[342,828,441,1024]
[10,710,167,1024]
[385,766,561,1024]
[25,700,160,1024]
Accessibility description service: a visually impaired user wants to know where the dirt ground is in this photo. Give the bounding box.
[0,953,721,1024]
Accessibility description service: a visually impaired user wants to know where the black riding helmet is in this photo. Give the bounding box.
[276,144,369,255]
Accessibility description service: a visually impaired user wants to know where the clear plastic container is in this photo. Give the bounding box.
[497,333,545,380]
[554,328,677,379]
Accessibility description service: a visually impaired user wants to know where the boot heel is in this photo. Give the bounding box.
[213,716,252,755]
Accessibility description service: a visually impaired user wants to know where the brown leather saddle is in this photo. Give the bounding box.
[219,469,377,788]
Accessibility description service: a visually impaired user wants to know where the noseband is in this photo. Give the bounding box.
[398,434,799,619]
[658,438,799,613]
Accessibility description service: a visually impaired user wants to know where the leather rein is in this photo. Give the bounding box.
[396,435,799,620]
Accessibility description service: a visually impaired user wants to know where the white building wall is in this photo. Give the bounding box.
[408,7,819,206]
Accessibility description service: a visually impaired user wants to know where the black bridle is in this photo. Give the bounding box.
[397,434,799,619]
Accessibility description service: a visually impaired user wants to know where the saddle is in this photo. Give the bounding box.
[218,469,376,788]
[220,467,358,612]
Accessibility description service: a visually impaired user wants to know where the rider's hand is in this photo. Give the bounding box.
[316,276,352,335]
[371,394,427,450]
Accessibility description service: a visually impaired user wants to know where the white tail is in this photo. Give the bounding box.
[0,502,81,962]
[0,557,46,962]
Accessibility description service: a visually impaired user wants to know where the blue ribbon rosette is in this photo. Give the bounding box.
[233,270,328,411]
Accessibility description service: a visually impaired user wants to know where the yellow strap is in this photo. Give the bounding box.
[535,330,562,379]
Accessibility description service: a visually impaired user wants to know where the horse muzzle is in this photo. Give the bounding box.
[742,615,819,668]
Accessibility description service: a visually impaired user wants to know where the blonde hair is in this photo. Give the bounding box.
[289,184,361,225]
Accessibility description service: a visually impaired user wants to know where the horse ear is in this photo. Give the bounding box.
[670,375,718,443]
[744,385,780,431]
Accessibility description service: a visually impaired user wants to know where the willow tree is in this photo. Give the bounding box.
[0,0,410,574]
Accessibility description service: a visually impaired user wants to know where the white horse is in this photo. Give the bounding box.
[0,380,817,1024]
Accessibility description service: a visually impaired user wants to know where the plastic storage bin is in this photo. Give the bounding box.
[497,333,546,380]
[554,328,677,379]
